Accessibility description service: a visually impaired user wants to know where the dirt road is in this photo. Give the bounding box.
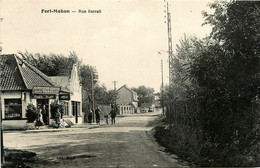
[4,111,188,168]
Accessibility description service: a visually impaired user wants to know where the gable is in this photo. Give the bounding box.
[70,64,81,93]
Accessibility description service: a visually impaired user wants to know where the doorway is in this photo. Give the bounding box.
[37,99,49,125]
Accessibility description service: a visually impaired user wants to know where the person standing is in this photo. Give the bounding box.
[95,107,101,125]
[35,109,44,129]
[42,105,47,124]
[88,109,93,124]
[109,108,117,124]
[55,109,61,128]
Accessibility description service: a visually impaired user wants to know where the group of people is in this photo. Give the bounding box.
[88,106,117,125]
[35,105,61,129]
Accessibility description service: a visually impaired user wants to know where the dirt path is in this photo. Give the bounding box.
[4,111,188,168]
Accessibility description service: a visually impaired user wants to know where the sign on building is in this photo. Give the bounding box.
[32,86,60,94]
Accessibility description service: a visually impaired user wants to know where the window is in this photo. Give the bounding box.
[72,101,81,116]
[77,102,80,116]
[4,99,22,119]
[72,101,76,116]
[61,101,68,116]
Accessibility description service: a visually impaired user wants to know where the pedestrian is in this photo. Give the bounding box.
[55,109,61,128]
[104,114,109,124]
[95,107,101,125]
[35,109,44,129]
[109,108,117,124]
[88,109,93,124]
[42,105,47,124]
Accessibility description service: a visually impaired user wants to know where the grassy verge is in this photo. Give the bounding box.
[154,118,260,167]
[154,125,201,167]
[2,149,53,168]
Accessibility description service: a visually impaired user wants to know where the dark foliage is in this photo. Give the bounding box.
[25,104,38,123]
[163,1,260,166]
[18,51,116,114]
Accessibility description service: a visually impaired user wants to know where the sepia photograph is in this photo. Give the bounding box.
[0,0,259,167]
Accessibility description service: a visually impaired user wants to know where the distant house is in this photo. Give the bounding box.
[0,54,83,129]
[49,64,83,124]
[116,85,138,115]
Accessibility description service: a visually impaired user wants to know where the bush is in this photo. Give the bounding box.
[25,104,38,123]
[50,101,63,119]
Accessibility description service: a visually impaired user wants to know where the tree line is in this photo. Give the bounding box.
[18,51,156,113]
[163,1,260,166]
[18,51,117,112]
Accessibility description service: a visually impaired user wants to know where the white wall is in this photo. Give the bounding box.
[1,91,34,119]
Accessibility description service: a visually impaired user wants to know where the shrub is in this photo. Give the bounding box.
[25,104,38,123]
[50,100,65,122]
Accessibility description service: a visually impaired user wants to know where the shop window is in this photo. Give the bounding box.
[72,101,75,116]
[77,102,80,116]
[4,99,22,119]
[62,101,69,116]
[72,101,81,116]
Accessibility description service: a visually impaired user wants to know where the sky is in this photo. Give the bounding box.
[0,0,213,92]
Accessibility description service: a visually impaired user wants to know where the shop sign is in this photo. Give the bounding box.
[32,86,60,94]
[31,94,56,99]
[59,94,70,100]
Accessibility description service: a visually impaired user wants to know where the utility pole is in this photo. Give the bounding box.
[165,1,174,85]
[112,81,118,113]
[91,68,98,123]
[91,71,95,123]
[161,60,165,115]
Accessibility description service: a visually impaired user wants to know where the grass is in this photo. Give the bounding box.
[2,148,53,168]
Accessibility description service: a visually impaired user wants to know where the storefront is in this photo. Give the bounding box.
[1,54,83,129]
[32,86,61,125]
[49,64,83,124]
[0,54,61,129]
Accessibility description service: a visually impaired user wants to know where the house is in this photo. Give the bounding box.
[49,64,83,124]
[0,54,83,129]
[116,85,138,115]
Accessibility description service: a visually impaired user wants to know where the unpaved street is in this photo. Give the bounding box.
[4,111,187,168]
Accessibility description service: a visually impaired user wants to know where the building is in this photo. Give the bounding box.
[0,54,82,129]
[49,64,83,124]
[116,85,138,115]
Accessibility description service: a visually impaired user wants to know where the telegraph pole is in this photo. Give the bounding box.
[91,71,95,123]
[112,81,118,113]
[165,1,174,85]
[161,60,165,115]
[91,68,98,123]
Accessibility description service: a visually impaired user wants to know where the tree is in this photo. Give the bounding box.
[131,85,155,106]
[188,1,260,165]
[18,50,80,76]
[163,1,260,166]
[18,51,114,113]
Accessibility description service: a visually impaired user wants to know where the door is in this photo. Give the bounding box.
[37,99,49,125]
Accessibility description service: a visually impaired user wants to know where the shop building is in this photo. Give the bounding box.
[49,64,83,124]
[0,54,82,129]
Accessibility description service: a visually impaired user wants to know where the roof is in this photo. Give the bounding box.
[117,85,137,95]
[117,84,138,102]
[0,54,58,91]
[49,76,72,93]
[0,54,26,90]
